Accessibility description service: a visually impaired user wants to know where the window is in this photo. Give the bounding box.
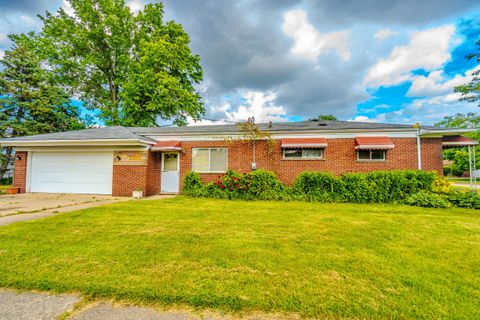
[192,148,227,172]
[283,148,324,159]
[357,149,386,161]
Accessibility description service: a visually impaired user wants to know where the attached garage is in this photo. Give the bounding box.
[29,152,113,195]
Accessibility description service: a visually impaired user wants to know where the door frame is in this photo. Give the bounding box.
[161,152,180,193]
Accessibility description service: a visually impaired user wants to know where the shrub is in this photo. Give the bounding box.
[405,191,450,208]
[443,166,451,176]
[447,191,480,209]
[292,172,342,202]
[0,177,12,185]
[431,175,451,194]
[183,171,203,193]
[183,169,441,205]
[243,170,289,200]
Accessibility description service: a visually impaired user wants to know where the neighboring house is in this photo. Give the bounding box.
[0,120,476,197]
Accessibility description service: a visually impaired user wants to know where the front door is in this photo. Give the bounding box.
[161,152,180,193]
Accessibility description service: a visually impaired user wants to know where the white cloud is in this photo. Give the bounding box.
[20,15,36,26]
[364,24,456,87]
[187,91,288,126]
[374,28,397,40]
[61,0,75,16]
[350,114,386,123]
[363,93,478,125]
[126,0,146,13]
[407,66,480,97]
[282,9,351,61]
[0,33,9,47]
[0,50,4,60]
[226,91,287,123]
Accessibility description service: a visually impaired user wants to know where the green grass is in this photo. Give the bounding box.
[0,184,11,195]
[0,197,479,319]
[447,177,473,183]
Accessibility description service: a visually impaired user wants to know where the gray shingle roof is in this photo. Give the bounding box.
[0,126,156,142]
[128,120,435,135]
[0,120,464,144]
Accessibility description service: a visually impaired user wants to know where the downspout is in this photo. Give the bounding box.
[468,145,473,190]
[416,126,422,170]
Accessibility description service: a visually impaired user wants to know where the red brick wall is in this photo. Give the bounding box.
[146,151,162,196]
[112,165,147,197]
[421,138,443,173]
[10,137,444,196]
[12,151,28,193]
[179,137,444,186]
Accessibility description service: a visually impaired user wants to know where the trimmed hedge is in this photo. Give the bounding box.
[184,169,480,210]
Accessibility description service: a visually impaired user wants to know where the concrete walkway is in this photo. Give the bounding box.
[0,194,175,227]
[0,289,272,320]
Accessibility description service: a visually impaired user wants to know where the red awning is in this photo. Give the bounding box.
[442,135,478,147]
[151,141,181,151]
[281,138,327,148]
[355,136,394,150]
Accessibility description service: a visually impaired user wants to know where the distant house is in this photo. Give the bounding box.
[0,120,476,196]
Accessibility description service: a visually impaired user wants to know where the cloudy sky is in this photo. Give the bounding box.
[1,0,480,125]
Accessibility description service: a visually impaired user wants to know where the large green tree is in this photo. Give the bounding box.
[0,33,85,180]
[454,40,480,105]
[39,0,204,126]
[435,112,480,176]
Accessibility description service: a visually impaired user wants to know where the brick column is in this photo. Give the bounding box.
[13,151,28,193]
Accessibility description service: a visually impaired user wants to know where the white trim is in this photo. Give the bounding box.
[147,131,419,141]
[15,146,148,152]
[26,151,32,192]
[151,146,182,151]
[442,141,479,146]
[191,147,228,173]
[355,145,394,150]
[282,143,328,148]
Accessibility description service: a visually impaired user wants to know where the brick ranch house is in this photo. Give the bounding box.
[0,120,476,197]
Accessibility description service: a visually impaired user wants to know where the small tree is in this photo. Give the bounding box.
[310,114,338,121]
[235,117,275,167]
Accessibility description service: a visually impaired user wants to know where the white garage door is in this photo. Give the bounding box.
[30,152,113,194]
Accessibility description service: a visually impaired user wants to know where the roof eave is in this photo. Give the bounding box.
[419,128,475,137]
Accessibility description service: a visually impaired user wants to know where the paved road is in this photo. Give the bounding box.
[0,289,79,320]
[0,289,234,320]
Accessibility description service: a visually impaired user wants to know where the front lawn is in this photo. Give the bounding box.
[0,197,479,319]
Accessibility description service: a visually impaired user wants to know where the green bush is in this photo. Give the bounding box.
[183,171,203,193]
[292,172,342,202]
[404,191,450,208]
[443,166,451,176]
[431,175,451,194]
[447,191,480,209]
[182,169,480,209]
[243,170,288,200]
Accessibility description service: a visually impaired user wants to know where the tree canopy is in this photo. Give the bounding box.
[454,40,480,106]
[39,0,204,126]
[310,115,338,121]
[0,33,85,179]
